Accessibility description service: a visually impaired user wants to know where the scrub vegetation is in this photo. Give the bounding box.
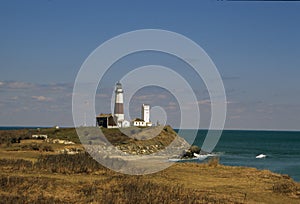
[0,127,299,203]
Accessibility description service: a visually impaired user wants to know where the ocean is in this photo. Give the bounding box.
[178,129,300,182]
[0,126,47,130]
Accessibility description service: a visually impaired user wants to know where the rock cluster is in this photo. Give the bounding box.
[60,147,84,155]
[83,126,191,159]
[117,144,162,155]
[45,138,75,145]
[182,145,200,158]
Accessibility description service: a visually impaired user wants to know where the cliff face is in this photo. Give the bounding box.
[78,125,192,174]
[113,125,190,155]
[74,125,190,156]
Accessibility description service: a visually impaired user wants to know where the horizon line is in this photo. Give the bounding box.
[1,125,300,132]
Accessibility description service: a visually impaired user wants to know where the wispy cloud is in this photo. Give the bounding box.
[0,80,74,126]
[96,93,110,98]
[133,94,156,100]
[1,80,299,130]
[32,96,53,102]
[10,96,19,100]
[0,81,35,89]
[196,99,236,105]
[197,99,211,105]
[0,81,72,91]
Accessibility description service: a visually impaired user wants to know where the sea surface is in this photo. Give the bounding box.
[0,126,48,130]
[177,129,300,182]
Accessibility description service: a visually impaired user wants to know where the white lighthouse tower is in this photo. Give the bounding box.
[142,104,150,123]
[114,82,124,126]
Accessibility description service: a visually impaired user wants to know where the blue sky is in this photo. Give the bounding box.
[0,0,300,130]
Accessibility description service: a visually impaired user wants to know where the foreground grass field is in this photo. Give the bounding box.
[0,154,299,204]
[0,127,299,203]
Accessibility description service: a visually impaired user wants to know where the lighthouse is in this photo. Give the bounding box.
[142,104,150,123]
[96,81,149,128]
[114,82,124,126]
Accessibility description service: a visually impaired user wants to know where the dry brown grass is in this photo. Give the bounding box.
[0,127,300,203]
[0,127,80,146]
[0,153,299,203]
[206,156,220,167]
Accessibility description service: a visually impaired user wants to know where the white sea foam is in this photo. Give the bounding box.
[256,154,267,159]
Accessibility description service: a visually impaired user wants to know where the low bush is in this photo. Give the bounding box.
[273,181,297,195]
[0,159,33,171]
[206,157,219,167]
[34,152,109,174]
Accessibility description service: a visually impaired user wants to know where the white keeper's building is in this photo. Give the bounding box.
[131,104,152,127]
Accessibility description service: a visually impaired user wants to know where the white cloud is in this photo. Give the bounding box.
[196,99,236,105]
[11,96,18,100]
[7,81,34,89]
[157,94,168,99]
[96,93,110,98]
[133,94,154,100]
[226,101,237,105]
[168,101,177,106]
[197,99,211,105]
[0,81,73,92]
[165,105,177,110]
[32,96,53,102]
